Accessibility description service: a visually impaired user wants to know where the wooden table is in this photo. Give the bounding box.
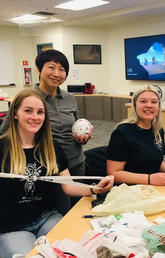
[75,94,132,122]
[27,186,165,257]
[26,197,93,257]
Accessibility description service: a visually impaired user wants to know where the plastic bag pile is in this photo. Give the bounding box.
[142,222,165,255]
[92,184,165,216]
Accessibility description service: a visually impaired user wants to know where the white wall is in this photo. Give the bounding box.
[1,15,165,111]
[0,25,34,110]
[31,24,110,93]
[31,16,165,96]
[62,26,110,93]
[30,24,64,85]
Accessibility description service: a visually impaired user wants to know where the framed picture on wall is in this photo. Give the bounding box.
[37,43,53,54]
[73,44,102,64]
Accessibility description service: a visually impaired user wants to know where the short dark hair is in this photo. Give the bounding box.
[35,49,69,77]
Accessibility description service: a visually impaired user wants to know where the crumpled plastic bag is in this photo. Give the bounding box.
[90,212,150,257]
[141,222,165,255]
[31,229,150,258]
[80,230,149,258]
[153,253,165,258]
[92,184,165,216]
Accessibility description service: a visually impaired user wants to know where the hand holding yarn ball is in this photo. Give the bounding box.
[72,119,93,144]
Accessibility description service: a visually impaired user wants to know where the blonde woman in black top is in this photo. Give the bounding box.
[0,89,113,257]
[107,85,165,186]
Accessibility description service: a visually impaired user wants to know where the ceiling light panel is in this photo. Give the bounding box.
[11,14,46,24]
[55,0,109,11]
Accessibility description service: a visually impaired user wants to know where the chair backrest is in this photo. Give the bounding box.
[85,146,107,185]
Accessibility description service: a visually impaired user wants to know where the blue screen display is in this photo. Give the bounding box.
[124,34,165,81]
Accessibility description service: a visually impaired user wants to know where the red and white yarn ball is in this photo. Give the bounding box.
[72,119,93,137]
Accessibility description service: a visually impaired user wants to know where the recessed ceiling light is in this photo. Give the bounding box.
[54,0,109,11]
[11,14,46,24]
[11,14,62,24]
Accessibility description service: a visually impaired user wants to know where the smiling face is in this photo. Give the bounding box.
[38,61,66,92]
[135,90,159,127]
[15,96,45,137]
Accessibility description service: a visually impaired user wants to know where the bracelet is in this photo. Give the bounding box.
[90,187,96,195]
[148,174,151,185]
[90,183,97,195]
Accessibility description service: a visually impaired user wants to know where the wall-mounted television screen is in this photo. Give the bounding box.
[124,34,165,81]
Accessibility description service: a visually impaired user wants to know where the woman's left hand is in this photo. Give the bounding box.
[72,133,92,144]
[93,175,114,195]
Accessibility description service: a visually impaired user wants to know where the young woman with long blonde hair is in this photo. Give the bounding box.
[107,85,165,186]
[0,89,113,257]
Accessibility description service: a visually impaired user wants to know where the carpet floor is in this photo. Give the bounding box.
[83,120,117,151]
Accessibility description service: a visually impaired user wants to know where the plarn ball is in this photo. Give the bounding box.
[72,119,93,137]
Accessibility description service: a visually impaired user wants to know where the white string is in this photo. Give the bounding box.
[0,173,27,179]
[0,173,103,189]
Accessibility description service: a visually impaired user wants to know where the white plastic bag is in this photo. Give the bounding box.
[92,184,165,216]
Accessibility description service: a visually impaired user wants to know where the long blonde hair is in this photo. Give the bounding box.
[117,85,162,143]
[0,89,58,175]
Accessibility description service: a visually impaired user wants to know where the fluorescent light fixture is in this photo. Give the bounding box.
[44,17,63,23]
[54,0,109,11]
[11,14,46,24]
